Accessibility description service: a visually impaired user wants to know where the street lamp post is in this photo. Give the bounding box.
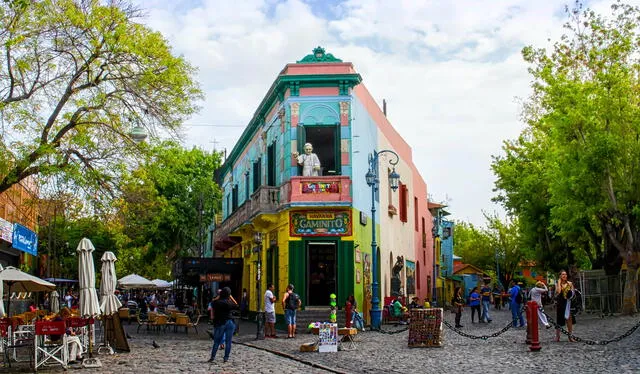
[365,149,400,330]
[253,231,265,340]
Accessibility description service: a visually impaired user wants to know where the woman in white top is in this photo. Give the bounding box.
[529,281,550,328]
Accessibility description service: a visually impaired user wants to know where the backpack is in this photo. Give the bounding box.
[515,289,523,304]
[286,292,299,310]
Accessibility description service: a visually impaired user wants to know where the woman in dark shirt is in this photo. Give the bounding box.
[208,287,238,363]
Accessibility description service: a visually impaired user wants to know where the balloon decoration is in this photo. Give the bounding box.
[329,293,337,323]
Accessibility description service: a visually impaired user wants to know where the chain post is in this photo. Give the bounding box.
[528,301,541,351]
[525,303,532,345]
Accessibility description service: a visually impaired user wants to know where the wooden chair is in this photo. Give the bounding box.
[187,315,201,335]
[118,308,131,324]
[135,313,148,334]
[174,314,189,333]
[150,315,168,333]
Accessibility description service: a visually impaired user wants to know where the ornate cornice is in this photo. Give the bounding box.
[297,46,343,64]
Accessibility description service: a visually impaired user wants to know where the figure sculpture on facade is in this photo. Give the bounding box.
[391,255,404,297]
[293,142,321,176]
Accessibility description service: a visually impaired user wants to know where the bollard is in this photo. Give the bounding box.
[525,303,532,344]
[345,300,353,328]
[527,300,541,351]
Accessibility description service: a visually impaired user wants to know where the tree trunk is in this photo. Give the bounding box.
[621,261,638,315]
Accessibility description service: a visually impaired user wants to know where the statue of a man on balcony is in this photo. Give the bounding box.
[293,142,321,176]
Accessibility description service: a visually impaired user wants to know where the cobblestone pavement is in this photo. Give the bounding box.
[6,306,640,374]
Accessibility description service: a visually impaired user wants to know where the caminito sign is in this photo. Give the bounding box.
[290,210,352,237]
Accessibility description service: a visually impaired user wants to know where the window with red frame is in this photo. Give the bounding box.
[399,183,408,222]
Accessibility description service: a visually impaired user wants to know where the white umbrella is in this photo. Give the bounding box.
[99,251,121,315]
[50,290,60,314]
[117,274,156,289]
[151,279,171,289]
[0,266,55,315]
[77,238,101,318]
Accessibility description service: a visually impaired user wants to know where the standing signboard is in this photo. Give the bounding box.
[317,323,338,352]
[408,308,444,347]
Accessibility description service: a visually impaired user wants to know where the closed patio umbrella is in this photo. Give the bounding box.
[77,238,101,318]
[50,290,60,314]
[99,251,121,315]
[77,238,101,360]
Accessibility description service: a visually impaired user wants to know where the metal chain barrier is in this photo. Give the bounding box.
[443,319,514,340]
[375,326,410,334]
[543,310,640,345]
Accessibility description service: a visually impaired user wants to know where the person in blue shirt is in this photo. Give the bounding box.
[469,287,481,323]
[480,282,493,323]
[509,281,525,328]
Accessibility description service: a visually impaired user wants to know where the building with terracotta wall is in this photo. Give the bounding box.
[212,47,432,323]
[0,177,39,268]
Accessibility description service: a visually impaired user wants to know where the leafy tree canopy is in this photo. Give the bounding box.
[0,0,202,201]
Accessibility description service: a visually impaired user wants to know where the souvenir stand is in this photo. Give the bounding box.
[407,308,444,347]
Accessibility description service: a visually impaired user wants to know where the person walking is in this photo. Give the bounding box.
[555,270,576,342]
[509,281,525,328]
[208,287,238,363]
[452,287,465,328]
[480,282,493,322]
[469,287,481,323]
[529,281,551,329]
[282,284,301,338]
[264,283,277,338]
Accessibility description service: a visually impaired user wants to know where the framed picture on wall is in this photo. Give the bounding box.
[356,269,362,284]
[355,248,362,263]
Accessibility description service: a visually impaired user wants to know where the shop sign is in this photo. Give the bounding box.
[0,217,12,243]
[301,181,340,194]
[12,223,37,256]
[290,211,352,237]
[199,273,231,282]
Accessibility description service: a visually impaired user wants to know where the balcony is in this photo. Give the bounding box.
[282,176,352,204]
[213,186,280,250]
[214,176,352,251]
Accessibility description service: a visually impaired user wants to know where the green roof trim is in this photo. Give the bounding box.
[297,46,343,64]
[219,72,362,177]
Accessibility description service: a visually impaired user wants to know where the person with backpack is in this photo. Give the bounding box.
[282,284,301,338]
[509,280,525,328]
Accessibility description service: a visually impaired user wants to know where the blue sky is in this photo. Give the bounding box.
[133,0,639,227]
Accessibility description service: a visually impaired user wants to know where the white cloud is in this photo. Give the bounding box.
[133,0,639,227]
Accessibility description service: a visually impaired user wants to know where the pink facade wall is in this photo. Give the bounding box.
[299,87,339,96]
[280,63,356,76]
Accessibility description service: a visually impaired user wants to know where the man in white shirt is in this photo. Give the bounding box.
[529,281,551,328]
[264,283,277,338]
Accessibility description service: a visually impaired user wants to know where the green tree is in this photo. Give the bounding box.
[116,141,222,266]
[0,0,202,198]
[495,2,640,314]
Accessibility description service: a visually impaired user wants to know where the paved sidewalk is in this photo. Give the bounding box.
[16,307,640,374]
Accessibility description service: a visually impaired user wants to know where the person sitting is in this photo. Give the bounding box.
[409,297,420,309]
[391,298,409,324]
[51,307,84,363]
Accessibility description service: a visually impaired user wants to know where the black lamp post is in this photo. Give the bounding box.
[253,231,264,340]
[365,149,400,330]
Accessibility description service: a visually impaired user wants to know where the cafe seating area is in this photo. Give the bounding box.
[127,307,203,335]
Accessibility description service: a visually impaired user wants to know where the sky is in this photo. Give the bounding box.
[132,0,633,227]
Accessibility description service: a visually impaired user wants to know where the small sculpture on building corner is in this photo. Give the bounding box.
[391,256,404,297]
[292,142,321,176]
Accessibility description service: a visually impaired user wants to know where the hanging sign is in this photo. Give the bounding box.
[0,217,13,243]
[12,223,37,256]
[290,210,352,237]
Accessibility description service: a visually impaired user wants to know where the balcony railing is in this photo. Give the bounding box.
[214,186,280,244]
[214,176,352,249]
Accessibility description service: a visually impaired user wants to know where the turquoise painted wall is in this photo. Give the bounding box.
[350,95,379,217]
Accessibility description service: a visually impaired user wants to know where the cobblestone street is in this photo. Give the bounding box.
[9,307,640,374]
